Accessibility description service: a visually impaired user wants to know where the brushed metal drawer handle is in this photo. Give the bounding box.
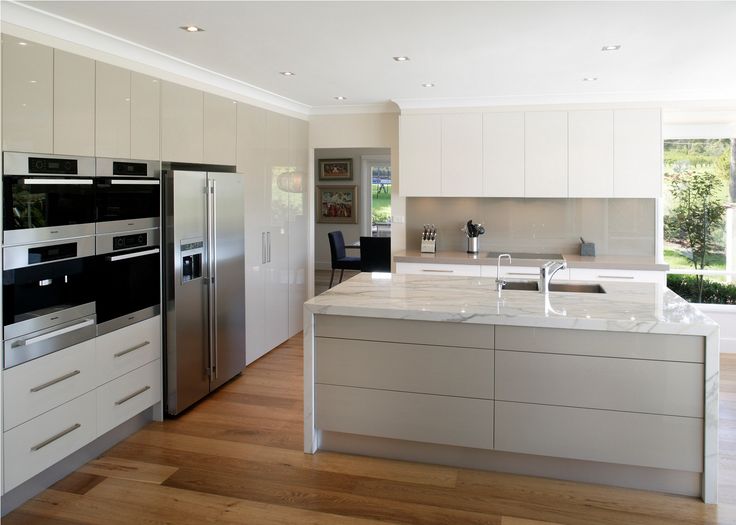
[113,341,150,358]
[115,385,151,406]
[30,370,81,393]
[31,423,81,451]
[507,272,540,276]
[598,275,635,279]
[421,269,453,273]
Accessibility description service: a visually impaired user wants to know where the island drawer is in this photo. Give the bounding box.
[480,265,570,281]
[316,384,493,449]
[97,359,161,437]
[569,268,665,286]
[495,326,704,363]
[315,315,493,349]
[396,262,482,277]
[316,337,493,398]
[495,401,703,472]
[96,315,161,385]
[495,351,704,417]
[3,339,97,431]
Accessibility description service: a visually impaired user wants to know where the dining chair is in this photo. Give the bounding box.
[328,231,361,288]
[359,236,391,273]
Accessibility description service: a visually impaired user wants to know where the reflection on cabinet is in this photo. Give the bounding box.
[1,35,54,153]
[204,93,237,165]
[442,113,482,196]
[524,111,568,198]
[130,73,160,160]
[288,118,309,337]
[54,50,95,156]
[96,62,131,158]
[483,112,524,197]
[161,81,204,163]
[398,114,441,196]
[614,109,662,197]
[568,110,614,197]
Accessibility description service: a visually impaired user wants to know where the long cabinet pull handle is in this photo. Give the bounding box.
[23,178,93,186]
[115,385,151,406]
[107,248,160,262]
[421,269,453,273]
[597,275,635,279]
[507,272,540,276]
[30,370,81,393]
[110,179,159,186]
[31,423,81,451]
[113,341,150,358]
[21,319,94,347]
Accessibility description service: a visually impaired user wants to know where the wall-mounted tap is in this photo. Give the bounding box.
[496,253,511,292]
[539,260,567,294]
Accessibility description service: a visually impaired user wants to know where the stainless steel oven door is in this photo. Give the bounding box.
[95,158,160,234]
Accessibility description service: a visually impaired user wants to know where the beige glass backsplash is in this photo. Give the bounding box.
[406,198,656,256]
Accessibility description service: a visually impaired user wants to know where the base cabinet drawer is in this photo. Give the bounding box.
[396,262,481,277]
[494,401,703,472]
[96,316,161,385]
[97,359,161,436]
[3,339,97,431]
[3,390,97,492]
[480,265,569,281]
[569,268,665,285]
[316,384,493,449]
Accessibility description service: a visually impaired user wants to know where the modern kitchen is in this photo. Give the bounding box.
[1,2,736,524]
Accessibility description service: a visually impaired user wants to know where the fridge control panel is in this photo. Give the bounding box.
[180,239,204,283]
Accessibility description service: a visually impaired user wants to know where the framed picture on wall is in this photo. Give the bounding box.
[318,158,353,180]
[316,185,358,223]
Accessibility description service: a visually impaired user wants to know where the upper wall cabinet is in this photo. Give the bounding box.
[442,114,482,197]
[96,62,131,158]
[204,93,237,165]
[130,73,160,161]
[568,110,614,198]
[483,112,524,197]
[399,114,441,196]
[161,81,204,163]
[614,109,662,198]
[54,50,95,156]
[525,111,568,198]
[2,35,54,153]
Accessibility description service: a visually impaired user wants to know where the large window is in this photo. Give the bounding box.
[663,138,736,303]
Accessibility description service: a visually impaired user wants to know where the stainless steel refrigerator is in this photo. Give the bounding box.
[162,166,245,415]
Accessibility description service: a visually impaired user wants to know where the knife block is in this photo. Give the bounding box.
[420,238,436,253]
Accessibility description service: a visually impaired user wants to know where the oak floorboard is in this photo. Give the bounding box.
[78,457,178,484]
[49,472,106,496]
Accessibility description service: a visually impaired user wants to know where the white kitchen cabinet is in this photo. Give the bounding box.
[568,110,614,197]
[1,35,54,153]
[614,109,662,198]
[161,81,203,163]
[398,114,442,196]
[54,50,95,156]
[95,316,161,385]
[288,117,309,337]
[441,113,482,196]
[130,72,160,160]
[395,262,481,277]
[204,93,237,165]
[95,62,131,158]
[569,267,666,286]
[483,112,525,197]
[524,111,568,198]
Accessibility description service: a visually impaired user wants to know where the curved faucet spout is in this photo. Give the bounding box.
[496,254,511,292]
[539,260,567,294]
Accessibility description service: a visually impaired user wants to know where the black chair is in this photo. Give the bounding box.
[359,236,391,273]
[327,231,361,288]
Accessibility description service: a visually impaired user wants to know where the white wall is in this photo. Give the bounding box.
[308,113,401,297]
[697,304,736,353]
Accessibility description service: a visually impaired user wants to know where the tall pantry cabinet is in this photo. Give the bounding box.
[237,104,308,365]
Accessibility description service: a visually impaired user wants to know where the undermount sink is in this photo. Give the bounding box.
[501,281,606,294]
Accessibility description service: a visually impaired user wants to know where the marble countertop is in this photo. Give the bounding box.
[304,272,716,337]
[394,250,669,271]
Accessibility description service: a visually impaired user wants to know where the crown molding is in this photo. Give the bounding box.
[309,101,399,116]
[1,1,311,118]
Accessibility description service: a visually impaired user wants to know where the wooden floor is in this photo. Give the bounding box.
[315,268,359,296]
[6,336,736,525]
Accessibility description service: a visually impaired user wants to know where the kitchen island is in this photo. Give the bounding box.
[303,273,719,502]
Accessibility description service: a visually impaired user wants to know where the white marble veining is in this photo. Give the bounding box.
[305,273,718,337]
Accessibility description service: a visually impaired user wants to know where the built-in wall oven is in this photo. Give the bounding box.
[2,236,97,368]
[95,158,159,234]
[95,228,160,335]
[3,152,96,245]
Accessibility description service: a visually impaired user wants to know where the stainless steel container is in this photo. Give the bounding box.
[467,237,479,254]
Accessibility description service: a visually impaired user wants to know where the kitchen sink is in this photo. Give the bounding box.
[501,281,606,293]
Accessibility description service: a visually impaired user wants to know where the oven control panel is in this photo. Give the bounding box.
[113,233,148,251]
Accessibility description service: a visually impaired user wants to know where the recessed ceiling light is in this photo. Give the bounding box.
[18,41,27,46]
[422,82,435,88]
[602,45,621,51]
[582,77,598,82]
[334,96,347,101]
[180,25,204,32]
[280,71,295,76]
[393,56,410,62]
[29,80,37,84]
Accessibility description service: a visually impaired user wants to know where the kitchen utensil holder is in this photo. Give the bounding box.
[421,238,436,253]
[580,242,596,256]
[467,237,479,254]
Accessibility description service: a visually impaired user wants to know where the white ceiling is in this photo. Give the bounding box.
[15,1,736,112]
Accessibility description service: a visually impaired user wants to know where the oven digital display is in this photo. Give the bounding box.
[112,161,148,177]
[28,242,77,264]
[113,233,148,251]
[27,157,78,175]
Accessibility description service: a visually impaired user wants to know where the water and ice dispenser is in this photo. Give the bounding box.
[180,239,203,283]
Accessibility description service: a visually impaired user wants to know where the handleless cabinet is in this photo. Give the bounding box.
[204,93,237,165]
[161,81,204,163]
[441,113,482,197]
[399,114,442,196]
[130,72,160,160]
[614,109,663,197]
[524,111,568,198]
[95,62,131,158]
[54,50,95,156]
[288,117,309,337]
[483,112,525,197]
[2,35,54,153]
[568,110,614,197]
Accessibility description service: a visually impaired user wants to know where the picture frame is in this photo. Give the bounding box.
[316,185,358,224]
[318,158,353,181]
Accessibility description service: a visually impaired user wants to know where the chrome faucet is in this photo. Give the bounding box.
[539,260,567,294]
[496,254,511,292]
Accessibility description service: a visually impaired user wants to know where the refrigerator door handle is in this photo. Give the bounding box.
[206,179,217,379]
[211,180,218,380]
[267,231,271,263]
[261,232,266,264]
